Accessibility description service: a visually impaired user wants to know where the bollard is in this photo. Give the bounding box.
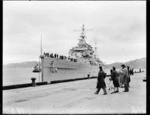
[31,78,36,87]
[143,77,146,82]
[87,74,90,78]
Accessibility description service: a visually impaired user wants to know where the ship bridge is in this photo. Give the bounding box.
[73,47,87,51]
[68,25,104,66]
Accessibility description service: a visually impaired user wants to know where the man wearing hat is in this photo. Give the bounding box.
[95,66,107,95]
[121,64,129,92]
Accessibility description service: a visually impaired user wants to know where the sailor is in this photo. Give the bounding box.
[95,66,107,95]
[52,53,54,58]
[44,52,46,57]
[45,52,49,57]
[111,67,120,94]
[54,54,57,58]
[44,52,47,57]
[121,64,129,92]
[50,53,53,58]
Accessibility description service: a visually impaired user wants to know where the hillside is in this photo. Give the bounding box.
[104,62,124,69]
[105,57,146,69]
[124,57,146,69]
[3,57,146,69]
[3,61,39,68]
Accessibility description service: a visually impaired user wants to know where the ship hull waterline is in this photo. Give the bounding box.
[41,57,99,83]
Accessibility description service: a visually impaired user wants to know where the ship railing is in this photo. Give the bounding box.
[43,52,78,63]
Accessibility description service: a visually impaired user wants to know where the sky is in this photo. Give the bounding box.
[3,1,146,65]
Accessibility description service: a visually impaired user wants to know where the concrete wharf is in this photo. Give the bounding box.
[3,72,146,114]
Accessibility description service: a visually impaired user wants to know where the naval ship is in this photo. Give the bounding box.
[33,25,104,82]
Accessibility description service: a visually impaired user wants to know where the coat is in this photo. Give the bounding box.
[96,70,106,89]
[122,68,129,86]
[111,70,120,87]
[118,71,124,85]
[127,69,131,83]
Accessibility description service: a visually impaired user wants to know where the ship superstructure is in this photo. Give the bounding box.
[34,25,103,82]
[69,25,101,66]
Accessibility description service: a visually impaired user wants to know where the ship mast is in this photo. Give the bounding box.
[40,35,44,82]
[39,35,43,82]
[94,40,97,58]
[40,35,43,56]
[80,24,86,39]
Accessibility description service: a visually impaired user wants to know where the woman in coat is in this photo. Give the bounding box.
[118,69,124,88]
[111,67,120,93]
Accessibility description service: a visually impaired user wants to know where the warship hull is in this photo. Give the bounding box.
[41,57,99,82]
[35,25,103,82]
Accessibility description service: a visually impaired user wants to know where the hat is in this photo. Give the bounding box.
[99,66,102,70]
[121,64,126,68]
[113,66,116,70]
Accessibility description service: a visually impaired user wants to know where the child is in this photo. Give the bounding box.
[108,77,115,93]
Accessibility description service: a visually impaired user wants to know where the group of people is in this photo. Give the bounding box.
[95,64,132,95]
[129,68,134,75]
[43,52,77,62]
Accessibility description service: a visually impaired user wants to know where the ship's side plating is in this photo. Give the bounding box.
[41,57,99,82]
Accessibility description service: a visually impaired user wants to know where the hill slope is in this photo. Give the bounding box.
[3,57,146,69]
[124,57,146,69]
[3,61,39,68]
[105,57,146,69]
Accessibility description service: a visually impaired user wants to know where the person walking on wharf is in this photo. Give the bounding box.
[95,66,107,95]
[118,69,124,88]
[127,66,131,87]
[121,64,129,92]
[111,67,120,94]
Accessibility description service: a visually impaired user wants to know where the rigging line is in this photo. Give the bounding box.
[39,57,40,82]
[39,35,43,82]
[41,35,43,56]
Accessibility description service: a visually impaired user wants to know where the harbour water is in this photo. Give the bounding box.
[3,68,40,86]
[3,67,111,86]
[3,67,144,86]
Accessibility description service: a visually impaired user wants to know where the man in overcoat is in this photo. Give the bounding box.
[95,66,107,95]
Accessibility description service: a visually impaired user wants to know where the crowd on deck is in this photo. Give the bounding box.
[95,65,135,95]
[43,52,77,62]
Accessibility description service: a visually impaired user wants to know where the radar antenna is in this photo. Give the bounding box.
[94,38,98,58]
[73,24,93,41]
[80,24,85,39]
